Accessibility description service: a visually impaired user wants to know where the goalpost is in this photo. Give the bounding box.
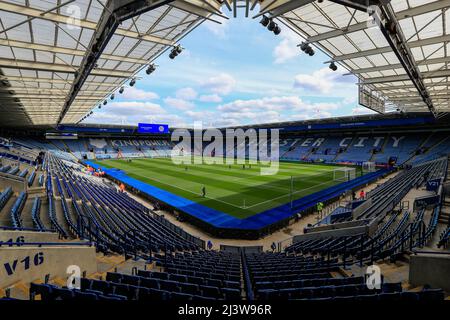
[362,161,376,173]
[333,167,356,182]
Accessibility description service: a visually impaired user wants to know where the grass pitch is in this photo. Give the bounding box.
[94,157,345,219]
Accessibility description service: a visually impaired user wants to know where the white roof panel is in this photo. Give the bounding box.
[279,0,449,113]
[0,0,210,126]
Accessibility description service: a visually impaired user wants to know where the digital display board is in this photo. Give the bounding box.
[137,123,169,134]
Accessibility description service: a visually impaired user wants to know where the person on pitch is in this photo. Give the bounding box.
[201,185,206,198]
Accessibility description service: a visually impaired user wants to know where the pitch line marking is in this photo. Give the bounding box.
[243,179,337,209]
[128,171,246,209]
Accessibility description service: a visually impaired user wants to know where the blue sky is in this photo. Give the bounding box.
[87,13,374,128]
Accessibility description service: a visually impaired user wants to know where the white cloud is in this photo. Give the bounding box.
[203,17,229,38]
[87,112,187,127]
[164,97,195,110]
[288,111,335,121]
[201,73,236,95]
[343,96,357,105]
[86,101,166,125]
[121,87,159,100]
[217,96,339,113]
[199,94,222,103]
[273,30,301,64]
[216,96,341,125]
[294,67,346,94]
[103,101,164,114]
[175,87,197,100]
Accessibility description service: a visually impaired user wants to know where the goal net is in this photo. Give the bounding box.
[333,167,356,182]
[362,161,376,173]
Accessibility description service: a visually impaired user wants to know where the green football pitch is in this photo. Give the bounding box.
[94,157,351,219]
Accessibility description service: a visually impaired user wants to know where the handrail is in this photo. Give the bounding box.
[0,226,54,233]
[241,250,254,301]
[0,241,93,247]
[411,249,450,255]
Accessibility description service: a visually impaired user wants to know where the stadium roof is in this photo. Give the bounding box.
[0,0,219,126]
[275,0,450,116]
[0,0,449,127]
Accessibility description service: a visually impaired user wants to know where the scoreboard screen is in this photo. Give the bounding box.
[137,123,169,134]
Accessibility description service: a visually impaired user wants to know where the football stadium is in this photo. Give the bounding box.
[0,0,449,308]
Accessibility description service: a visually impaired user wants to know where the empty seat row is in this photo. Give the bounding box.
[80,277,240,300]
[294,288,445,301]
[257,282,403,300]
[10,191,27,228]
[0,186,13,211]
[255,276,365,290]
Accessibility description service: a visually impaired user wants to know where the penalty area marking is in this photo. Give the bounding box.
[243,179,337,209]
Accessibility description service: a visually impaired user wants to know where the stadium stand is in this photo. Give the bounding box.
[0,123,448,302]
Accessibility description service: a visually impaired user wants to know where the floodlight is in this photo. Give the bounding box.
[130,79,136,86]
[110,94,115,100]
[329,62,338,71]
[299,42,309,51]
[273,25,281,35]
[260,16,270,27]
[146,64,156,75]
[169,45,183,59]
[103,100,107,105]
[267,20,276,31]
[305,46,315,56]
[119,86,124,94]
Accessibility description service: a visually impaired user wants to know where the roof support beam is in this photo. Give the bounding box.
[361,70,450,85]
[365,1,435,115]
[0,58,133,78]
[0,39,148,65]
[328,0,378,12]
[0,88,111,95]
[171,0,226,20]
[387,90,450,98]
[256,0,315,19]
[0,1,173,46]
[373,81,450,90]
[0,76,120,87]
[352,56,450,74]
[0,95,103,100]
[331,34,450,62]
[390,95,450,102]
[57,0,175,125]
[307,0,450,43]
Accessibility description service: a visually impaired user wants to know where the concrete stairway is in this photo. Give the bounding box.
[439,194,450,225]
